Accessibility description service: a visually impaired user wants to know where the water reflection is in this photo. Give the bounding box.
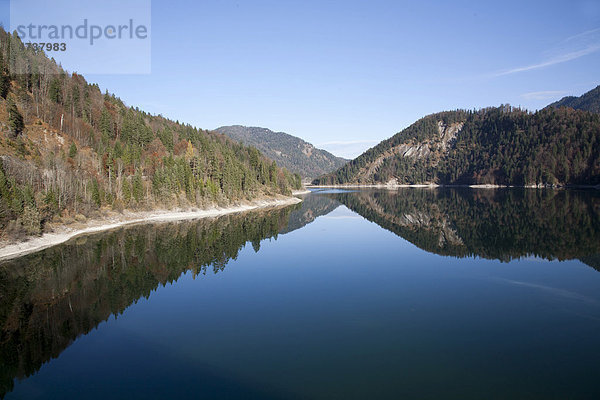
[279,193,340,234]
[1,188,599,398]
[323,188,600,264]
[0,204,309,398]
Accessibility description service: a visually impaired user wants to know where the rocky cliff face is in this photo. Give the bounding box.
[352,120,463,184]
[314,105,600,187]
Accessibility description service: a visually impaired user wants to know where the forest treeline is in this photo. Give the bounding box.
[0,28,301,238]
[314,103,600,186]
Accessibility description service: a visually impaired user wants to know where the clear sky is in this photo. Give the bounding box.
[2,0,600,158]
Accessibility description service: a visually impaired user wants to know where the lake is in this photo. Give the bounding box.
[1,188,600,399]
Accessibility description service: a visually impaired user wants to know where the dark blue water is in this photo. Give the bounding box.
[1,189,600,399]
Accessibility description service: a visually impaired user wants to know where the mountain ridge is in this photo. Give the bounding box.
[214,125,347,179]
[549,85,600,113]
[314,102,600,187]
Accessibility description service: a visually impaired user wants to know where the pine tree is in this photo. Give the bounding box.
[100,108,113,139]
[48,77,62,104]
[132,171,144,202]
[69,143,77,158]
[7,98,24,137]
[0,72,9,99]
[91,179,102,207]
[122,178,132,203]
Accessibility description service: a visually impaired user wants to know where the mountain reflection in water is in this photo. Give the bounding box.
[1,188,599,398]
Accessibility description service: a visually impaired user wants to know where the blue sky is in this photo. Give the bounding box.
[2,0,600,158]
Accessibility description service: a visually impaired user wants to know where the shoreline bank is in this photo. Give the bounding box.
[292,189,312,195]
[0,196,302,262]
[308,183,600,190]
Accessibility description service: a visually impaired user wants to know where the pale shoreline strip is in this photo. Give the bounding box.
[308,183,600,189]
[0,196,301,262]
[292,189,312,195]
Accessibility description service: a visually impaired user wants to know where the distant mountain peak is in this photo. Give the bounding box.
[549,85,600,113]
[214,125,348,179]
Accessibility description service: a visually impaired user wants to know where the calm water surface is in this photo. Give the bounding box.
[1,188,600,399]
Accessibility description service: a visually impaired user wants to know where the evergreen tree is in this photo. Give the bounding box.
[99,108,114,139]
[7,98,24,137]
[132,171,144,202]
[0,72,9,99]
[69,143,77,158]
[122,178,132,203]
[48,77,62,104]
[91,179,102,207]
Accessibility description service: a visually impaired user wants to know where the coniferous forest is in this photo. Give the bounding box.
[214,125,348,179]
[549,85,600,114]
[2,2,600,399]
[313,104,600,187]
[0,28,302,239]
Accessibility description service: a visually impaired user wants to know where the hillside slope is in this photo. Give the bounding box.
[549,85,600,113]
[214,125,347,179]
[0,29,301,239]
[313,105,600,187]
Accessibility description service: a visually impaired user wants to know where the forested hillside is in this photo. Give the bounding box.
[215,125,347,179]
[549,85,600,113]
[314,105,600,186]
[0,29,301,239]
